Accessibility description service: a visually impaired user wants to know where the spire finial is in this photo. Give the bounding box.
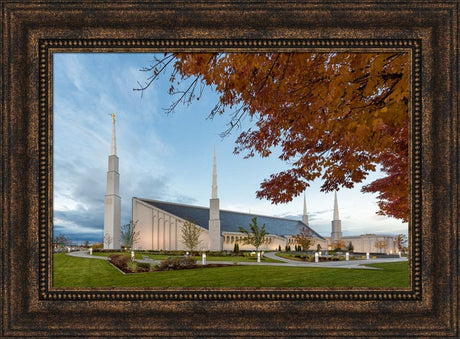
[333,191,339,220]
[302,192,309,225]
[110,114,117,155]
[211,146,218,199]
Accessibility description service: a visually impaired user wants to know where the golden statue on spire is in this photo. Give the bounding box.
[111,113,116,124]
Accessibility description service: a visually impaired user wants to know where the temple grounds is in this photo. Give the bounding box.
[53,253,408,288]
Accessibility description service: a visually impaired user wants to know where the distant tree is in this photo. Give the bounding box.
[347,241,354,252]
[332,239,346,251]
[278,245,282,251]
[54,233,69,246]
[238,217,268,252]
[317,243,322,252]
[293,226,316,253]
[120,220,140,250]
[91,242,103,249]
[181,220,203,253]
[374,240,388,253]
[103,233,113,249]
[395,233,408,253]
[83,240,89,248]
[233,242,239,253]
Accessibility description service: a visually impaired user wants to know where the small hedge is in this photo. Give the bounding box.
[108,254,131,270]
[136,262,151,270]
[158,257,196,271]
[108,254,153,273]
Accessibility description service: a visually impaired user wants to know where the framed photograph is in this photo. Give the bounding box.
[1,1,457,337]
[52,51,410,290]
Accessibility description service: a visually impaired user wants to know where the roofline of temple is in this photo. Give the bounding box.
[135,197,305,223]
[133,196,325,240]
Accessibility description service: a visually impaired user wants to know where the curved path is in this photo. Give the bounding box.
[264,251,407,269]
[67,251,407,270]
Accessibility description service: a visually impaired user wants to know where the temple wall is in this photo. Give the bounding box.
[132,198,210,251]
[285,236,328,251]
[222,233,287,251]
[342,235,397,254]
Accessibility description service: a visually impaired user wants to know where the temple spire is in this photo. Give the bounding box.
[104,113,121,249]
[331,190,342,243]
[302,192,309,225]
[333,191,339,220]
[212,146,218,199]
[110,113,117,156]
[209,146,222,251]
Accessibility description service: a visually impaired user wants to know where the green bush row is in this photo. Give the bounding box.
[157,257,196,270]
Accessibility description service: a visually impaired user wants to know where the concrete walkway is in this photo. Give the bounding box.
[66,251,407,270]
[264,251,408,269]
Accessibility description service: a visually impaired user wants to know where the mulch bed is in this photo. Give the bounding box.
[108,255,234,274]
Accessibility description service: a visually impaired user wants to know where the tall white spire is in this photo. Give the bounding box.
[110,113,117,155]
[331,190,342,243]
[333,191,339,220]
[302,192,309,225]
[104,113,121,249]
[209,146,222,251]
[212,146,218,199]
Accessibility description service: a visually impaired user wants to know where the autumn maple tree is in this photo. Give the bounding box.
[293,226,316,252]
[137,52,409,221]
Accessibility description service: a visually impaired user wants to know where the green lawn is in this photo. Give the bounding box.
[53,254,409,288]
[146,254,282,263]
[91,251,144,259]
[91,251,282,263]
[276,252,361,262]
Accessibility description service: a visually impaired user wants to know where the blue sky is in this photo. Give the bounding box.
[53,53,408,243]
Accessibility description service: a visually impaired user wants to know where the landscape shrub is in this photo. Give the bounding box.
[108,254,131,270]
[137,262,150,268]
[127,261,138,272]
[136,262,151,271]
[158,257,196,270]
[91,242,103,249]
[93,248,119,253]
[208,251,226,257]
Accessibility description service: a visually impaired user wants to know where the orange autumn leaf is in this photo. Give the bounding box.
[140,52,409,222]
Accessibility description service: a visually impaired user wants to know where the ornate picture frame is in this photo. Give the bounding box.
[1,1,457,337]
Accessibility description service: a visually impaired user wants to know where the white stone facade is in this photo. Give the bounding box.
[132,197,325,251]
[340,235,398,254]
[132,198,209,251]
[222,232,289,251]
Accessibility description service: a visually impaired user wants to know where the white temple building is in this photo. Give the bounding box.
[131,146,326,251]
[104,117,399,254]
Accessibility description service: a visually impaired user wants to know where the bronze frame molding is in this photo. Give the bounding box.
[2,1,457,337]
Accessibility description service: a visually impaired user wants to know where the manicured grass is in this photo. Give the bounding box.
[91,251,144,259]
[276,252,307,261]
[145,254,283,263]
[276,252,360,262]
[91,251,282,263]
[53,254,408,288]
